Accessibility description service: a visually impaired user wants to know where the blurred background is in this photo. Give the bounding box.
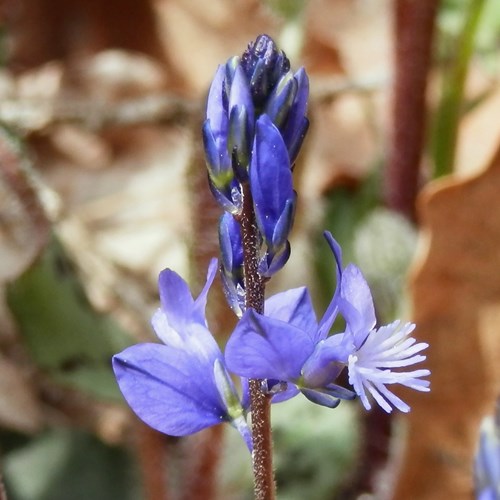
[1,0,500,498]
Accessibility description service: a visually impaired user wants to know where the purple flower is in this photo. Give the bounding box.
[203,34,310,310]
[225,232,430,413]
[250,114,296,276]
[203,34,309,212]
[240,34,291,108]
[112,259,252,449]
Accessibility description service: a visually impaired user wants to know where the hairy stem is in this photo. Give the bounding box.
[239,182,275,500]
[385,0,439,221]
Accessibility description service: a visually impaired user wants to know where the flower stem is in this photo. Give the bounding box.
[239,182,275,500]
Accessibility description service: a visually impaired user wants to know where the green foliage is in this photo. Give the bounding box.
[3,429,141,500]
[6,235,134,401]
[220,398,359,499]
[265,0,306,20]
[313,170,380,312]
[432,0,488,178]
[272,398,359,500]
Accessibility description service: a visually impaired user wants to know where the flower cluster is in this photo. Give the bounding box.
[226,231,430,412]
[112,259,252,450]
[112,34,430,451]
[112,231,429,446]
[203,35,309,315]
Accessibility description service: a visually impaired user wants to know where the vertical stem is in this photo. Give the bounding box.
[385,0,439,221]
[239,182,275,500]
[432,0,486,178]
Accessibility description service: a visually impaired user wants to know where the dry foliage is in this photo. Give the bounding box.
[392,143,500,499]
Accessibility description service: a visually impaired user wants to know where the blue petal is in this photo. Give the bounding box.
[250,115,293,244]
[286,118,309,166]
[150,316,221,367]
[220,267,245,317]
[339,264,376,347]
[264,72,297,129]
[300,388,341,409]
[229,66,254,160]
[282,68,309,164]
[206,65,228,138]
[192,258,218,324]
[228,106,251,178]
[113,343,227,436]
[301,335,349,387]
[317,231,344,339]
[229,66,254,121]
[202,120,231,187]
[218,213,243,273]
[271,383,300,403]
[157,269,195,332]
[156,259,217,335]
[271,195,296,250]
[225,309,314,381]
[208,176,241,214]
[264,286,318,339]
[258,241,290,277]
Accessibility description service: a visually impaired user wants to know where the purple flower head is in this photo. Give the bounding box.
[203,34,309,214]
[112,259,252,450]
[240,34,291,109]
[225,232,430,413]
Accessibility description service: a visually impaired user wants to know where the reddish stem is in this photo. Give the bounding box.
[239,183,275,500]
[385,0,439,221]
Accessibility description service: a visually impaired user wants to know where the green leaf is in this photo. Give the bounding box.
[3,429,141,500]
[313,170,380,312]
[6,235,134,401]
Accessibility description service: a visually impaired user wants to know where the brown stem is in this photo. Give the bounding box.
[239,183,275,500]
[385,0,439,221]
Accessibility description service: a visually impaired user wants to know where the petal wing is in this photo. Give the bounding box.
[225,309,314,381]
[113,343,226,436]
[157,268,195,332]
[265,286,318,340]
[338,264,376,347]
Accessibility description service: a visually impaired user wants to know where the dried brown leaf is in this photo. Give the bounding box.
[391,143,500,499]
[0,354,42,434]
[154,0,277,96]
